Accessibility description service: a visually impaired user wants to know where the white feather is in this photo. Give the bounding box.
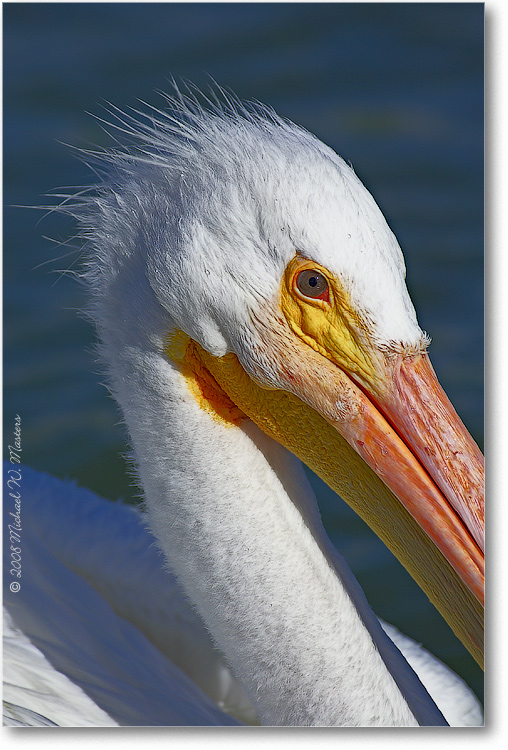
[3,465,482,726]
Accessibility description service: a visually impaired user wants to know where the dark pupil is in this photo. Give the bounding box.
[308,276,318,287]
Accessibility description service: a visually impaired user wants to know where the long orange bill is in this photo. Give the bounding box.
[318,353,484,605]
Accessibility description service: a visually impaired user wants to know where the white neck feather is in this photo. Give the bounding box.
[104,329,444,726]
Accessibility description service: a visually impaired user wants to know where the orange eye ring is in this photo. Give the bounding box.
[295,269,330,302]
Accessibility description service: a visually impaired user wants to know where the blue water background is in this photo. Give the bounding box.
[3,3,484,704]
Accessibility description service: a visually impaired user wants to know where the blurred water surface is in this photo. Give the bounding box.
[3,3,484,706]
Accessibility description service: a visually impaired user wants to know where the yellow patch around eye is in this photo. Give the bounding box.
[281,256,385,396]
[165,329,246,427]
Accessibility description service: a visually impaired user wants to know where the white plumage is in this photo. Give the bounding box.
[4,88,483,727]
[3,465,481,726]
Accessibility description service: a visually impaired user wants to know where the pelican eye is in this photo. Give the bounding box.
[296,269,329,301]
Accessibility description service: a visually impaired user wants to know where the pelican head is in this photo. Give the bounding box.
[73,88,484,685]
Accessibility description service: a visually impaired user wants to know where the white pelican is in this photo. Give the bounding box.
[4,88,484,727]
